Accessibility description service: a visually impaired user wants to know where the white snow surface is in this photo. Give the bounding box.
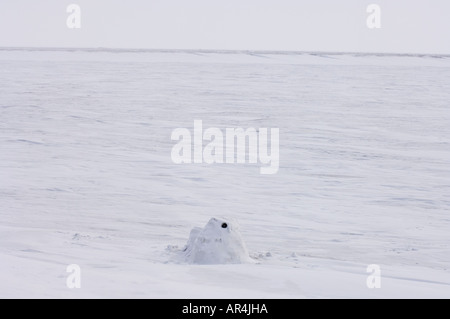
[0,48,450,298]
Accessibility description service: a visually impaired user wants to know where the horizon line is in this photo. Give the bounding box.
[1,46,449,58]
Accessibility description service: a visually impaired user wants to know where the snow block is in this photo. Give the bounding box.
[184,218,252,264]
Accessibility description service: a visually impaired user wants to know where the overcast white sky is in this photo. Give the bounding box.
[0,0,449,54]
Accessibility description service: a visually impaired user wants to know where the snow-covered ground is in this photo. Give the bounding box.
[1,48,449,298]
